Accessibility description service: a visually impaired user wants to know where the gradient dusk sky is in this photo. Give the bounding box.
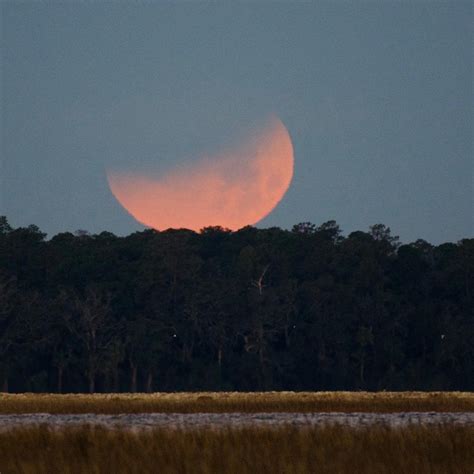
[1,2,472,243]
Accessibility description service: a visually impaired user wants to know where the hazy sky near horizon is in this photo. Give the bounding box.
[2,2,472,243]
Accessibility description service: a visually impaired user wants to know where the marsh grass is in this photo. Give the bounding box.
[0,423,472,473]
[0,391,472,414]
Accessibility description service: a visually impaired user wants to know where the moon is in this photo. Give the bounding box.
[107,116,294,231]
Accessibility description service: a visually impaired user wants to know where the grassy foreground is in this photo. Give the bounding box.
[0,424,472,474]
[0,391,473,414]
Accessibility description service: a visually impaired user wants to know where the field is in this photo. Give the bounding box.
[0,424,472,474]
[0,392,472,473]
[0,391,473,414]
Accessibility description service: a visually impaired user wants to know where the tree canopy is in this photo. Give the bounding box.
[0,216,472,392]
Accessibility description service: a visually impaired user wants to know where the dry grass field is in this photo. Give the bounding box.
[0,423,472,474]
[1,392,472,473]
[0,391,473,414]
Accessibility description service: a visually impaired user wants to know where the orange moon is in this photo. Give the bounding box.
[107,117,294,231]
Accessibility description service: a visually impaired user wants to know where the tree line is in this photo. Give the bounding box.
[0,216,472,393]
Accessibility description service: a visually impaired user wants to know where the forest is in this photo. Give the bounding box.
[0,216,472,393]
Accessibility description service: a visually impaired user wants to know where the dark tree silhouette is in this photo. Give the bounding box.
[0,215,472,393]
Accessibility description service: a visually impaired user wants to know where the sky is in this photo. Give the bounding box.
[1,1,472,243]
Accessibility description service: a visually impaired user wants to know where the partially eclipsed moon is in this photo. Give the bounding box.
[107,117,294,231]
